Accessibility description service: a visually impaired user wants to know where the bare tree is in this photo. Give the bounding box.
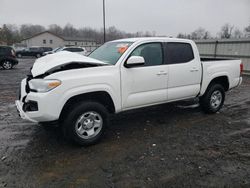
[0,24,22,45]
[245,23,250,38]
[177,33,192,39]
[20,24,45,39]
[219,23,234,39]
[191,27,211,39]
[62,23,79,37]
[233,28,244,38]
[48,24,63,36]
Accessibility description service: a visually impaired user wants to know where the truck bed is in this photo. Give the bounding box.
[199,58,242,96]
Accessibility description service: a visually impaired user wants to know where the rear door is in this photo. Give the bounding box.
[163,42,202,101]
[121,42,168,109]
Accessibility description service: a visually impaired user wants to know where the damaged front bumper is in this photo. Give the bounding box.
[15,77,60,123]
[15,100,38,123]
[15,78,38,123]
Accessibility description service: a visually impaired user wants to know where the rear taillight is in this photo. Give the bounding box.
[11,49,16,57]
[240,63,243,75]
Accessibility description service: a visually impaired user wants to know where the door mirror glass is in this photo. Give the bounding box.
[126,56,145,67]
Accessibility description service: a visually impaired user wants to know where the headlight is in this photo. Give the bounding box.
[29,79,61,93]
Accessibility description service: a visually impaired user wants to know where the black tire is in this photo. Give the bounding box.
[200,84,225,114]
[1,60,13,70]
[36,54,41,58]
[62,101,109,146]
[17,54,22,58]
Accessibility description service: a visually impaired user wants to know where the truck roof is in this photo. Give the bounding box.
[113,37,193,43]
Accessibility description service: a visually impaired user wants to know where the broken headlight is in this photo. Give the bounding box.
[29,79,61,93]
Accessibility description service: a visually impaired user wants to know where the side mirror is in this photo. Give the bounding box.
[125,56,145,68]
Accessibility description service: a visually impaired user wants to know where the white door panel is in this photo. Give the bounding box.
[168,60,201,88]
[121,65,168,109]
[168,84,200,101]
[168,59,201,100]
[121,42,168,109]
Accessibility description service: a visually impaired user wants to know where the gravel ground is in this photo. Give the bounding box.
[0,58,250,188]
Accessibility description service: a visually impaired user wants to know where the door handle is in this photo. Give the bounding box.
[157,71,168,76]
[190,68,199,72]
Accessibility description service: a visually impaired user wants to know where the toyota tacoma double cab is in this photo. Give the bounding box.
[15,37,243,145]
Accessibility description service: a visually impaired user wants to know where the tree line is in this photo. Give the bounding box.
[177,23,250,40]
[0,23,156,45]
[0,23,250,45]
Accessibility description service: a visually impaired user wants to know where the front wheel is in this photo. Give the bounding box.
[62,101,109,146]
[200,84,225,114]
[2,60,13,70]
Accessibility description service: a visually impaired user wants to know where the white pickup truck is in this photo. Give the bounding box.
[16,37,243,145]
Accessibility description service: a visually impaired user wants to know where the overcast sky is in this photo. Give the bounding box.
[0,0,249,36]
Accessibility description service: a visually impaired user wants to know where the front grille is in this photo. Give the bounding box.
[23,100,38,112]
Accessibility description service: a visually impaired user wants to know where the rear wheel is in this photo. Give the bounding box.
[36,54,41,58]
[2,60,13,70]
[17,54,22,58]
[62,101,109,146]
[200,84,225,113]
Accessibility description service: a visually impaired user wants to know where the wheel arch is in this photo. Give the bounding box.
[200,75,229,96]
[59,91,116,122]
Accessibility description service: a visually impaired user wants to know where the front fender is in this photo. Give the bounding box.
[58,84,121,114]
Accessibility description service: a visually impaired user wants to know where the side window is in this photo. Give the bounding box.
[64,48,72,52]
[130,43,163,66]
[164,42,194,64]
[73,48,83,52]
[30,48,38,52]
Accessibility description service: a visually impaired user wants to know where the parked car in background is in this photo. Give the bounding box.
[0,46,18,70]
[16,47,53,58]
[42,47,62,56]
[58,46,87,56]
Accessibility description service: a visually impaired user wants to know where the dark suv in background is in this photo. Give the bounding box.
[0,46,18,70]
[16,47,53,58]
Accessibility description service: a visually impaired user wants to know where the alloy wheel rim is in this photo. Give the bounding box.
[210,90,222,109]
[3,61,12,69]
[75,111,103,139]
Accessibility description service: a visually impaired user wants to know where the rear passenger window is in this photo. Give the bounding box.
[64,48,73,52]
[73,48,83,52]
[164,42,194,64]
[65,48,83,52]
[130,43,163,66]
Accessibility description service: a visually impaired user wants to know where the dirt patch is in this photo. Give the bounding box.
[0,59,250,187]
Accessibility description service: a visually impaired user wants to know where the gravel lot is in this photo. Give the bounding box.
[0,58,250,188]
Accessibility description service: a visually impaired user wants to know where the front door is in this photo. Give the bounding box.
[121,42,168,110]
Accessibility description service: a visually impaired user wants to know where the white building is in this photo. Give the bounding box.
[20,31,97,51]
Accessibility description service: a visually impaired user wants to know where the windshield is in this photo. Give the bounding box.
[89,42,132,65]
[53,47,62,52]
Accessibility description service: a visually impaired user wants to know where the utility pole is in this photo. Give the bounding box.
[103,0,106,43]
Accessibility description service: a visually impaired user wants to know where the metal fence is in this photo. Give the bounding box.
[195,38,250,71]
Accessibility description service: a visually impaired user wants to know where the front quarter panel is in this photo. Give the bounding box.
[45,66,121,118]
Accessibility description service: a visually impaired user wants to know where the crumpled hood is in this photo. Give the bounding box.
[31,51,106,77]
